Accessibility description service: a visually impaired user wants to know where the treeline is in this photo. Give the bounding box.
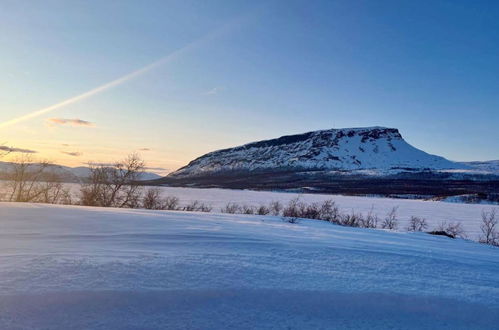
[1,153,497,247]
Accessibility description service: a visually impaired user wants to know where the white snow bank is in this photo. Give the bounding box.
[153,186,499,240]
[0,203,498,329]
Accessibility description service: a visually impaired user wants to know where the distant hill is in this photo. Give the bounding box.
[0,162,162,183]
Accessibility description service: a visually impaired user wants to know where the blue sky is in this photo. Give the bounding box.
[1,0,498,171]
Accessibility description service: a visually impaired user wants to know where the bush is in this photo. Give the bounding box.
[381,207,398,230]
[163,196,180,210]
[319,200,341,223]
[268,201,283,216]
[360,207,378,228]
[282,197,304,218]
[182,200,212,212]
[256,204,270,215]
[221,202,241,214]
[436,221,466,239]
[142,188,163,210]
[340,211,363,227]
[407,216,428,232]
[241,204,255,215]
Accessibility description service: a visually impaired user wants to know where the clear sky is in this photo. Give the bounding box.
[1,0,498,173]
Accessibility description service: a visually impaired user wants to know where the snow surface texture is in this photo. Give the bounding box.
[150,186,498,240]
[1,203,498,329]
[172,127,466,177]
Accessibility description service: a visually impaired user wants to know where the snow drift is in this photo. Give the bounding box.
[0,203,498,329]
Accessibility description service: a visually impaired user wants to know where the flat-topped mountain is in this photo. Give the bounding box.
[170,127,465,178]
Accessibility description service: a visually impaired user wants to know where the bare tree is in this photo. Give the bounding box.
[5,154,68,204]
[479,209,498,246]
[381,207,399,230]
[80,153,145,208]
[407,216,428,232]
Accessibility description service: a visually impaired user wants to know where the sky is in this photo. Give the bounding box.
[1,0,498,173]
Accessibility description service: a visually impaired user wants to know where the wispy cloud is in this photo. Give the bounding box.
[139,148,151,151]
[145,166,169,172]
[47,118,95,127]
[0,146,37,154]
[0,14,249,129]
[203,87,224,95]
[61,151,82,157]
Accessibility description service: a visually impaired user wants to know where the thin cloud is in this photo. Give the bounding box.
[0,13,252,129]
[0,146,37,154]
[61,151,82,157]
[139,148,151,151]
[47,118,95,127]
[203,87,224,95]
[145,166,169,171]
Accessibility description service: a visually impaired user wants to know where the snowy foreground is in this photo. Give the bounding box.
[1,203,499,329]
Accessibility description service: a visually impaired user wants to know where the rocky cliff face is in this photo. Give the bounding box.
[170,127,465,178]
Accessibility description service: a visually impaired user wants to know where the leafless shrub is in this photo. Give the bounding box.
[80,153,145,208]
[256,204,270,215]
[381,207,399,230]
[360,206,378,228]
[221,202,241,214]
[163,196,180,210]
[183,200,212,212]
[282,197,304,218]
[281,197,305,224]
[241,204,255,214]
[319,200,341,223]
[436,221,466,239]
[301,202,321,219]
[407,216,428,232]
[142,188,164,210]
[479,209,498,246]
[340,211,363,227]
[268,201,283,216]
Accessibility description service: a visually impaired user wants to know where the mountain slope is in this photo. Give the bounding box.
[171,127,465,178]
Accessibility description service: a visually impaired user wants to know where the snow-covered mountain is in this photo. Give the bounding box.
[171,127,467,178]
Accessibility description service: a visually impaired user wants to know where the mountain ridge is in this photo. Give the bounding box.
[170,126,466,178]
